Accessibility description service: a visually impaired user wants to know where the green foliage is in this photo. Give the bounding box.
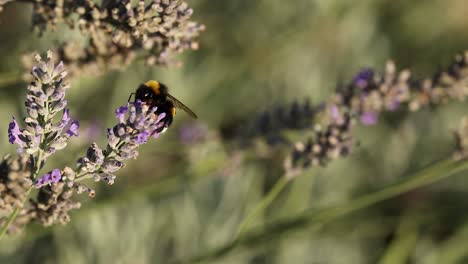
[1,0,468,263]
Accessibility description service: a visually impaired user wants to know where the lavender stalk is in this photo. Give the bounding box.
[1,51,169,237]
[0,51,79,239]
[72,101,166,185]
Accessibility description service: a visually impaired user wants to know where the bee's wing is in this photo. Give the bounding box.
[166,93,198,119]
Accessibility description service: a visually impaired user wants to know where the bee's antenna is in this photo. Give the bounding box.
[127,92,136,102]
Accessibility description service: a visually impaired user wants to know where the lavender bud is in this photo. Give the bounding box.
[113,124,127,137]
[51,100,67,113]
[65,120,80,137]
[62,166,75,181]
[74,183,95,197]
[26,108,39,119]
[86,143,104,167]
[101,160,124,173]
[107,128,120,148]
[51,90,65,101]
[115,105,128,123]
[100,173,116,185]
[49,136,68,150]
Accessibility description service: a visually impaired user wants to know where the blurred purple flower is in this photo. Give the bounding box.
[388,99,400,111]
[84,120,102,141]
[360,112,378,125]
[354,69,374,88]
[330,105,340,120]
[178,122,208,145]
[329,104,346,125]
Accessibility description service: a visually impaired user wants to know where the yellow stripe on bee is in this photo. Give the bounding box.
[145,80,160,94]
[171,107,176,116]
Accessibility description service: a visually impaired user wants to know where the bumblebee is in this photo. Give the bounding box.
[130,80,198,132]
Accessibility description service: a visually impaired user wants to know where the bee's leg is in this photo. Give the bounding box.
[165,113,173,127]
[127,93,136,102]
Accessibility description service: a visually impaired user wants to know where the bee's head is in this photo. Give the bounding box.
[135,84,155,102]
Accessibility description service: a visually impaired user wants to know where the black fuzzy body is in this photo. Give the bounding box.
[135,84,175,132]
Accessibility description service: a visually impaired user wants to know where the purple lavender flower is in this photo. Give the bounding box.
[59,109,80,137]
[59,108,71,127]
[136,131,150,144]
[329,104,347,125]
[353,69,374,88]
[35,169,62,187]
[115,106,128,123]
[360,112,378,125]
[35,173,50,187]
[50,169,62,182]
[66,120,80,137]
[330,105,341,122]
[8,118,23,145]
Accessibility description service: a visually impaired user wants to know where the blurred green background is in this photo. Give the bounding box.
[1,0,468,263]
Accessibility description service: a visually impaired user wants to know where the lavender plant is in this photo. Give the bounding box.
[2,0,204,79]
[286,52,468,176]
[193,52,468,263]
[0,51,167,238]
[235,51,468,237]
[221,99,323,146]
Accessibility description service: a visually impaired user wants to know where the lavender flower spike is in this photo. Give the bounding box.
[7,51,79,157]
[75,101,166,185]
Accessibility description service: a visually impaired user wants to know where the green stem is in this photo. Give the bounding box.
[177,157,468,264]
[377,212,420,264]
[34,150,43,177]
[235,176,289,237]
